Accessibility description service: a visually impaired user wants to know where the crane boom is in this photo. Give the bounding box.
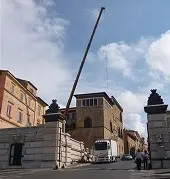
[64,7,105,122]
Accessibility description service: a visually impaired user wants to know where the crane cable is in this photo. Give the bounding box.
[103,9,109,94]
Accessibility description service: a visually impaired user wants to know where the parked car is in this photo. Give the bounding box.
[122,154,133,161]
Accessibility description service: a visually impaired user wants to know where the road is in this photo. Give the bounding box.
[0,161,169,179]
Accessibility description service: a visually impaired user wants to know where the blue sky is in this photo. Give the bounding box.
[2,0,170,137]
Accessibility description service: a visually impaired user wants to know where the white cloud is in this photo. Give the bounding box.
[98,38,150,77]
[147,31,170,78]
[118,91,147,114]
[124,113,146,135]
[138,81,164,93]
[1,0,72,105]
[117,90,148,136]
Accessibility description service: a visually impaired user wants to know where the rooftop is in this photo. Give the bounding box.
[0,69,47,105]
[74,92,123,112]
[0,70,37,90]
[37,97,48,106]
[16,78,38,90]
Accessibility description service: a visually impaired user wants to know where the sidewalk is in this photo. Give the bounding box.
[140,169,170,178]
[153,168,170,174]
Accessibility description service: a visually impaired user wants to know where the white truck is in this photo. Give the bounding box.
[93,139,118,163]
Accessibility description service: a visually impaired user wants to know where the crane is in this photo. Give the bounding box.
[64,7,105,127]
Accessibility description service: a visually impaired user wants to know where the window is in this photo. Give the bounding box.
[82,99,85,106]
[38,105,41,116]
[30,88,34,94]
[118,128,121,137]
[28,98,31,107]
[81,98,98,107]
[120,112,123,122]
[18,111,23,123]
[7,104,12,117]
[90,99,93,106]
[121,129,123,138]
[94,98,98,106]
[86,99,89,106]
[66,114,69,121]
[20,92,24,102]
[84,117,92,128]
[10,84,15,94]
[72,112,76,120]
[26,117,31,127]
[94,142,107,150]
[110,121,113,133]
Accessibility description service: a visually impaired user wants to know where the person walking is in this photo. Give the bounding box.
[143,150,148,170]
[135,149,142,170]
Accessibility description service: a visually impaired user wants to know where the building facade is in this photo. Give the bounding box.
[124,129,148,157]
[0,70,48,128]
[123,130,136,157]
[62,92,124,157]
[60,107,76,132]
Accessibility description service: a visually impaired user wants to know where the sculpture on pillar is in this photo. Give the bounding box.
[43,99,64,122]
[147,89,164,105]
[46,99,60,114]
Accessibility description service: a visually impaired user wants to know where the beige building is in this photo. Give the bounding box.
[124,129,148,157]
[123,130,136,157]
[63,92,124,157]
[0,70,48,128]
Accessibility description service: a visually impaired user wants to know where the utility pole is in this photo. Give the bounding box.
[64,7,105,122]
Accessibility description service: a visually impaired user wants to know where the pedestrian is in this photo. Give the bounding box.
[142,150,148,170]
[135,149,142,170]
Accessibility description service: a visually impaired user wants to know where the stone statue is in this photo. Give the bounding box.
[147,89,164,105]
[46,99,60,114]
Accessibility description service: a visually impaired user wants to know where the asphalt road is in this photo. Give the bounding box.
[0,160,168,179]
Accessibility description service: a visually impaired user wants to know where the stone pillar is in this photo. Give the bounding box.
[42,99,65,169]
[144,89,170,169]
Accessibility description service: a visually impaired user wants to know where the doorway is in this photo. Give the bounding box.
[9,143,24,166]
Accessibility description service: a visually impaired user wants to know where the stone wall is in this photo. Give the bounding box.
[0,121,84,169]
[144,89,170,169]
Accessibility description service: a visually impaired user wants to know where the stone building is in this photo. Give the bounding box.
[61,92,124,157]
[123,130,136,157]
[124,129,148,157]
[144,89,170,169]
[0,70,48,128]
[0,100,84,169]
[60,107,76,132]
[125,130,146,151]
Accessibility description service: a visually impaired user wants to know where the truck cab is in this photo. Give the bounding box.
[93,140,118,163]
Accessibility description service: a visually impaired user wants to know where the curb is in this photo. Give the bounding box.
[66,163,91,169]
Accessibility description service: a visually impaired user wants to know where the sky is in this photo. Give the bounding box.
[1,0,170,137]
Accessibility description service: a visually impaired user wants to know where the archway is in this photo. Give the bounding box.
[9,143,24,166]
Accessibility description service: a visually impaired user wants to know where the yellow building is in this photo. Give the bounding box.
[0,70,48,128]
